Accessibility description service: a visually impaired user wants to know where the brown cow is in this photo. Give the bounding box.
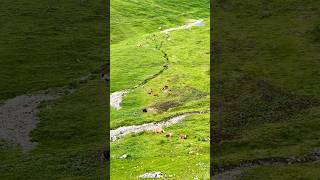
[165,132,173,138]
[154,128,165,134]
[180,134,188,139]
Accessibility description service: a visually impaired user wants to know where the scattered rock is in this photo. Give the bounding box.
[199,137,209,142]
[139,172,163,179]
[120,154,128,159]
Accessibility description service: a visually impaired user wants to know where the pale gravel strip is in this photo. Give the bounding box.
[110,111,208,142]
[110,90,130,110]
[161,19,204,34]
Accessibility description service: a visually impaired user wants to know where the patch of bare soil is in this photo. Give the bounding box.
[151,100,182,112]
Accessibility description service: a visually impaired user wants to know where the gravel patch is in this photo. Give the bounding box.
[110,90,129,110]
[0,94,55,151]
[139,172,164,179]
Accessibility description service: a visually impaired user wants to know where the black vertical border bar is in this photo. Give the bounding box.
[106,0,110,178]
[210,0,215,178]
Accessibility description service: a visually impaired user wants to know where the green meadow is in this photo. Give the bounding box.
[213,0,320,178]
[0,0,210,179]
[0,0,108,179]
[110,0,210,179]
[2,0,317,179]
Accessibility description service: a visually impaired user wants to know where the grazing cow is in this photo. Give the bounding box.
[161,85,169,91]
[154,128,165,134]
[148,89,159,96]
[148,89,153,95]
[165,132,173,138]
[180,134,187,139]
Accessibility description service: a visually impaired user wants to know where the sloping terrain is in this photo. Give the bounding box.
[0,0,108,179]
[110,0,210,179]
[213,0,320,179]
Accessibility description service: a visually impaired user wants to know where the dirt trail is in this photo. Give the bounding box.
[110,110,208,141]
[0,94,55,151]
[212,150,320,179]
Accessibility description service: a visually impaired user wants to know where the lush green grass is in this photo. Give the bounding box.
[110,0,210,178]
[0,0,108,178]
[213,0,320,177]
[111,114,210,179]
[0,79,108,179]
[110,0,209,43]
[239,162,320,180]
[0,0,107,100]
[111,20,210,128]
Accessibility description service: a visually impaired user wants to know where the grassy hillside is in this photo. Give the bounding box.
[213,0,320,178]
[0,0,107,100]
[0,0,108,179]
[0,80,108,179]
[110,0,209,43]
[110,0,210,179]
